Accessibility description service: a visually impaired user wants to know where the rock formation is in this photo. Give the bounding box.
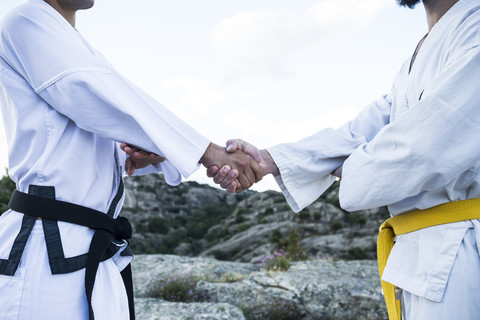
[133,255,387,320]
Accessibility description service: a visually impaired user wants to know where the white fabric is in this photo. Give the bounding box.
[0,221,130,320]
[267,0,480,310]
[0,0,210,319]
[401,227,480,320]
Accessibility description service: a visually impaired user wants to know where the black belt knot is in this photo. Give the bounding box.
[113,216,132,240]
[8,189,135,320]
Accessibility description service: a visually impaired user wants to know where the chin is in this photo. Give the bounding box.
[61,0,94,10]
[80,0,94,10]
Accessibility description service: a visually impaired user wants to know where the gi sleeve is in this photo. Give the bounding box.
[0,2,210,184]
[339,45,480,211]
[267,92,392,212]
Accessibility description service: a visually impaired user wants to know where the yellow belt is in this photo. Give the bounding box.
[377,198,480,320]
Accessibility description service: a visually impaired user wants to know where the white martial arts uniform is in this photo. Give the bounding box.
[0,0,209,319]
[267,0,480,318]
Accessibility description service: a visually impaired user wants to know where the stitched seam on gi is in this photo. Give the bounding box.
[34,67,111,93]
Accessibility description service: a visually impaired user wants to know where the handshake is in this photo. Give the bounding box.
[121,139,280,193]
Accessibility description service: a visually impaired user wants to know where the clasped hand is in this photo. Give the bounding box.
[120,141,267,192]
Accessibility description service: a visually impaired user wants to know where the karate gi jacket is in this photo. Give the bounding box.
[0,0,209,318]
[268,0,480,303]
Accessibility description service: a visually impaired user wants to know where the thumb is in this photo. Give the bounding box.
[225,139,244,153]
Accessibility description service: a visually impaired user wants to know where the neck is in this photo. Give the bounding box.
[44,0,77,27]
[423,0,459,31]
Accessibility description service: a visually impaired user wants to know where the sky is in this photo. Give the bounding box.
[0,0,427,192]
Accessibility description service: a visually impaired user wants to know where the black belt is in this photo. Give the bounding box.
[8,189,135,320]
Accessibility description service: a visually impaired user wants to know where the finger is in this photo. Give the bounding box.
[233,179,243,193]
[220,169,239,189]
[126,145,142,154]
[125,157,135,176]
[236,173,251,191]
[132,151,151,160]
[122,146,135,156]
[226,181,237,193]
[120,142,128,151]
[235,183,243,193]
[243,167,256,187]
[213,165,231,184]
[207,166,220,178]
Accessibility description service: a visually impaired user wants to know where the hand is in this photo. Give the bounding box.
[332,166,342,178]
[200,142,263,193]
[207,139,279,192]
[120,143,166,176]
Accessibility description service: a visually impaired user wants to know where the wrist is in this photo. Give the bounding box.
[199,142,218,168]
[260,149,279,176]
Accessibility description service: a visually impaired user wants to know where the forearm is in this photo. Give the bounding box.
[260,149,279,176]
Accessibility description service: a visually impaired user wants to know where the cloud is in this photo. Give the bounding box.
[160,76,226,115]
[211,0,388,75]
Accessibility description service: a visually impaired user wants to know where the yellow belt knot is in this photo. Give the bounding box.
[377,198,480,320]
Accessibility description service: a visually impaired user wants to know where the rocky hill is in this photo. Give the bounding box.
[132,254,387,320]
[121,174,390,263]
[0,173,390,319]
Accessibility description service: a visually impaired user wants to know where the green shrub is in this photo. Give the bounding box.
[212,250,230,261]
[148,217,169,234]
[220,227,230,238]
[271,229,283,247]
[274,197,286,203]
[330,221,342,233]
[146,274,208,302]
[134,221,148,233]
[205,227,221,242]
[162,229,186,253]
[285,229,307,261]
[235,215,246,224]
[344,247,369,260]
[0,170,15,215]
[186,205,234,239]
[212,247,240,261]
[297,210,310,221]
[237,223,250,232]
[171,187,185,196]
[346,212,367,226]
[241,296,302,320]
[236,208,245,215]
[271,229,307,261]
[320,181,340,199]
[257,218,268,224]
[263,255,291,271]
[325,195,340,207]
[171,215,186,228]
[264,207,274,215]
[167,207,180,214]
